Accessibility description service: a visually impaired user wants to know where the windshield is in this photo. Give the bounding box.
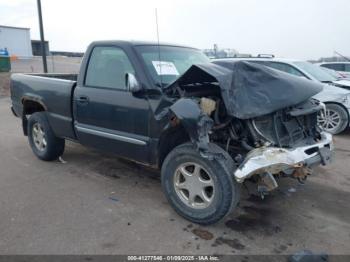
[136,45,210,87]
[293,61,337,82]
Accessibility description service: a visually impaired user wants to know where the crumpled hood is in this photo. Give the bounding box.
[167,61,323,119]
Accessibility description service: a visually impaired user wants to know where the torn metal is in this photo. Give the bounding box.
[234,132,333,182]
[157,61,333,189]
[168,98,213,152]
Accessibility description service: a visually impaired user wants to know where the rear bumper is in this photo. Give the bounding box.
[234,132,333,183]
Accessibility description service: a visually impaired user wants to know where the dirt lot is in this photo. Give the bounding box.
[1,100,350,256]
[0,72,10,97]
[0,58,350,257]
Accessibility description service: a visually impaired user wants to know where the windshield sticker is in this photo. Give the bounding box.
[152,61,179,76]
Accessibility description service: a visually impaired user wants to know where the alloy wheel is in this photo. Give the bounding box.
[32,122,47,151]
[173,162,215,209]
[318,108,342,133]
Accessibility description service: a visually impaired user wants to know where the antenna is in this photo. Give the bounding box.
[155,8,163,87]
[334,50,350,62]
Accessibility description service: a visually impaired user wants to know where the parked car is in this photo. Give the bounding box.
[319,62,350,79]
[214,57,350,134]
[320,66,350,81]
[10,41,333,225]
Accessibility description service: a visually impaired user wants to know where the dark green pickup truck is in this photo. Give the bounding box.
[10,40,333,224]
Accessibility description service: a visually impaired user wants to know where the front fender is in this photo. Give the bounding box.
[169,98,213,152]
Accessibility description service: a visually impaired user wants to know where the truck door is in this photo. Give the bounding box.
[73,45,151,163]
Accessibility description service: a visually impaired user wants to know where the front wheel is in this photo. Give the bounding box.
[161,142,240,225]
[318,103,349,134]
[27,112,65,161]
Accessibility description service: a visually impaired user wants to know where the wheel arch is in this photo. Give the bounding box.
[21,97,47,136]
[157,124,190,168]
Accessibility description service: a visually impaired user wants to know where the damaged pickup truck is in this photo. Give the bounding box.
[10,41,333,225]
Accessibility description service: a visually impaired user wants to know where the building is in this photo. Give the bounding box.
[203,48,239,59]
[31,40,50,56]
[0,25,33,57]
[203,44,238,59]
[51,51,84,57]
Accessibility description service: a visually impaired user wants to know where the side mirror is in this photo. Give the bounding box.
[125,73,142,93]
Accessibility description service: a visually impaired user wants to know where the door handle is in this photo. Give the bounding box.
[76,96,89,104]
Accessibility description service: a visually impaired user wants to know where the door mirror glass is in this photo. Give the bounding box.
[126,73,142,93]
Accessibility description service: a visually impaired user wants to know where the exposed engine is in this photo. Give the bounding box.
[196,96,326,196]
[163,61,333,197]
[198,96,324,158]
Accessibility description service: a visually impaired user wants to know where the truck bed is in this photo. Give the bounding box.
[29,73,78,81]
[11,73,77,140]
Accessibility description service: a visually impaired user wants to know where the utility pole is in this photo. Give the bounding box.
[37,0,48,73]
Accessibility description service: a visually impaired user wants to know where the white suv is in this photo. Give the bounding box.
[213,57,350,134]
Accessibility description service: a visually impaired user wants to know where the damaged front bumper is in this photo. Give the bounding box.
[234,132,333,183]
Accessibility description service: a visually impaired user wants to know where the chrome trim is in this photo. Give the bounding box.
[75,126,147,146]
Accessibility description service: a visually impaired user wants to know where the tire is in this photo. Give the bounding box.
[318,103,349,134]
[161,142,240,225]
[27,112,65,161]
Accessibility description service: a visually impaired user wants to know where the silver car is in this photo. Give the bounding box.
[213,57,350,134]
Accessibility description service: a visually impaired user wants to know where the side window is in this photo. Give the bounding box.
[323,63,345,71]
[268,62,304,77]
[85,46,135,89]
[344,64,350,72]
[321,64,334,70]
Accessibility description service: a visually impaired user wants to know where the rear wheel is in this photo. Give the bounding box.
[318,103,349,134]
[27,112,65,161]
[161,142,240,225]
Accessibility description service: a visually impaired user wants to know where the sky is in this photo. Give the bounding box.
[0,0,349,60]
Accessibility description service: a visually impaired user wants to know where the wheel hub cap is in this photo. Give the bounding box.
[174,162,215,209]
[32,123,47,151]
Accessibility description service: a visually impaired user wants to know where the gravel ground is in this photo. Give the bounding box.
[0,72,10,97]
[0,97,350,256]
[0,58,350,257]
